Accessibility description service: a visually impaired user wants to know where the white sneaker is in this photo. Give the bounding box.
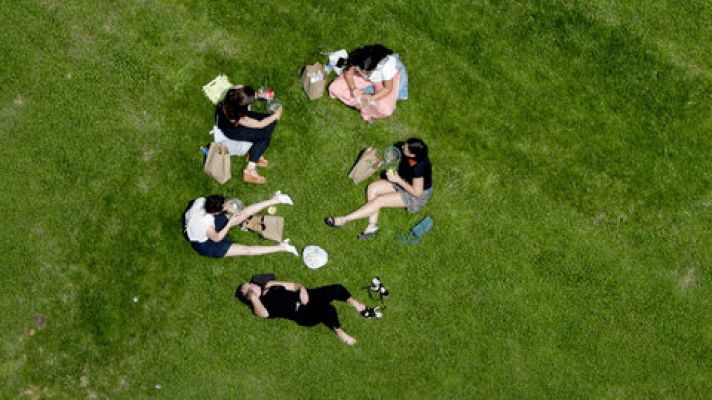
[273,190,293,205]
[280,239,298,256]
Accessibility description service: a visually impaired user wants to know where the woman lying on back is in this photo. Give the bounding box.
[236,279,381,346]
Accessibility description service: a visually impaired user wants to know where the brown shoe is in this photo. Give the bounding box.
[243,169,267,184]
[245,155,269,167]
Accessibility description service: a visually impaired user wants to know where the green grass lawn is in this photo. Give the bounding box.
[2,0,711,398]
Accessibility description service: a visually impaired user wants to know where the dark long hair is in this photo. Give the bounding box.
[405,138,428,162]
[222,86,256,122]
[235,283,251,306]
[347,44,393,72]
[205,194,225,214]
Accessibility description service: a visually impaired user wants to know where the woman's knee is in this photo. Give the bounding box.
[328,77,350,100]
[331,284,351,300]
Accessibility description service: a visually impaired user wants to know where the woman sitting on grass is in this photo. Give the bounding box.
[236,280,380,346]
[328,44,406,123]
[216,86,282,184]
[325,138,432,239]
[184,192,297,258]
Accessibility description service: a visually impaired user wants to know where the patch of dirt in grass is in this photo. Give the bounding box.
[21,385,52,400]
[657,40,712,81]
[141,147,155,161]
[39,0,60,11]
[0,99,20,132]
[136,176,153,194]
[32,314,47,330]
[194,29,239,57]
[680,267,696,290]
[592,213,607,226]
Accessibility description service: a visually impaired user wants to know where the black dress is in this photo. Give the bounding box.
[259,284,353,330]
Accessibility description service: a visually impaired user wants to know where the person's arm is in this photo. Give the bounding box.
[206,213,242,242]
[248,292,269,318]
[344,67,362,98]
[386,172,424,197]
[238,106,282,129]
[265,281,309,305]
[371,78,394,102]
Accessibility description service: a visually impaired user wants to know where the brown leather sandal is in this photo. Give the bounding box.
[243,169,267,184]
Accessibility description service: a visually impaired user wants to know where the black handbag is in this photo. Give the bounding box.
[250,273,276,287]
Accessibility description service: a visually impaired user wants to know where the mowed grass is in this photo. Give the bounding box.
[1,0,711,398]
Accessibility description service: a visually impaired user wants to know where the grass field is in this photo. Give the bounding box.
[1,0,711,398]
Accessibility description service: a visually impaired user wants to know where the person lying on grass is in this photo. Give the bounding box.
[216,86,282,184]
[235,280,380,346]
[325,138,432,239]
[184,192,297,258]
[328,44,405,123]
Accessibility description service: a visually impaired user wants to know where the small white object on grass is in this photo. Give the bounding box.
[302,246,328,269]
[132,296,139,303]
[267,206,277,215]
[155,384,162,390]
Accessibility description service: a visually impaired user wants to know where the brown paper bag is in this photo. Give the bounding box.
[348,147,383,184]
[242,215,284,242]
[203,142,231,184]
[301,62,326,100]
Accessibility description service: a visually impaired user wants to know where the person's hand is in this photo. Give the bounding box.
[385,170,400,183]
[228,212,243,226]
[272,105,283,120]
[259,88,275,100]
[352,88,363,98]
[299,285,309,306]
[248,284,261,298]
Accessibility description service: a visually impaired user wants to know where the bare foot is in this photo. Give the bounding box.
[347,298,367,313]
[336,329,357,346]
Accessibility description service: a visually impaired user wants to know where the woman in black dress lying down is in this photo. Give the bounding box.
[235,280,380,346]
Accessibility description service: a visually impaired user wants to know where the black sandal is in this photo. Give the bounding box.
[356,226,380,240]
[324,217,342,228]
[360,307,383,318]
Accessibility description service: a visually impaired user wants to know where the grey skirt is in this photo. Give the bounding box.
[394,185,433,213]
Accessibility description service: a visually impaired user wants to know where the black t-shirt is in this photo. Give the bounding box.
[259,286,300,320]
[397,157,432,190]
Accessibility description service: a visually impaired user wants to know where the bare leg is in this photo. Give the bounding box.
[337,193,405,231]
[346,297,367,313]
[366,180,397,201]
[331,181,395,227]
[238,198,279,218]
[224,243,291,257]
[334,328,357,346]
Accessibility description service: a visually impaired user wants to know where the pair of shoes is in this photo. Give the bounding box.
[273,190,293,205]
[246,155,269,167]
[356,226,379,240]
[243,169,267,184]
[280,239,298,256]
[360,307,383,319]
[324,217,343,228]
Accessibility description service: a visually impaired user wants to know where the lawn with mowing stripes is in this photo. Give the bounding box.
[1,1,711,398]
